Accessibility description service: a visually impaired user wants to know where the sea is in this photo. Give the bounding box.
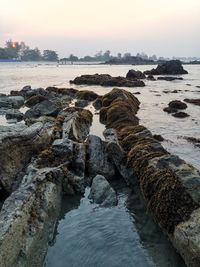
[1,62,200,267]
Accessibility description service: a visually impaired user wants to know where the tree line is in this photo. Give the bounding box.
[0,40,58,61]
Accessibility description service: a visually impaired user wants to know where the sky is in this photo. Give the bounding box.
[0,0,200,57]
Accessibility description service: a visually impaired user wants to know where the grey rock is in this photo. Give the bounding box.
[5,109,24,122]
[25,100,61,119]
[86,135,115,179]
[75,99,89,108]
[89,175,117,207]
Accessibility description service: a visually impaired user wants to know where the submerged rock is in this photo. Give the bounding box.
[157,76,183,81]
[144,60,188,75]
[184,98,200,106]
[89,175,117,207]
[172,112,189,118]
[168,100,187,110]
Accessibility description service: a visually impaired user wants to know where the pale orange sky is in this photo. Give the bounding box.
[0,0,199,57]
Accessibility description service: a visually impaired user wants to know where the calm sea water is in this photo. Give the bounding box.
[1,62,199,267]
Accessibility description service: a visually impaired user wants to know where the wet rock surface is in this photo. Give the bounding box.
[157,76,183,81]
[144,60,188,75]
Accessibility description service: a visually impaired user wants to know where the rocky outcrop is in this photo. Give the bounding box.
[99,88,200,266]
[0,122,51,193]
[144,60,188,75]
[88,175,117,207]
[126,69,146,79]
[70,74,145,87]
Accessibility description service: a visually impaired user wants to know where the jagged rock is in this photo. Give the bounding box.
[5,109,24,122]
[76,90,98,101]
[24,100,61,119]
[88,175,117,207]
[144,60,188,75]
[0,122,51,193]
[126,69,146,79]
[60,107,93,142]
[70,74,145,87]
[86,135,115,179]
[184,98,200,106]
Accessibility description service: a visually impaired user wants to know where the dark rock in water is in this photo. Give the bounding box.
[76,90,98,101]
[184,98,200,106]
[126,69,146,79]
[133,92,141,95]
[157,76,183,81]
[25,95,47,107]
[5,110,24,122]
[147,74,156,80]
[196,86,200,89]
[70,74,145,87]
[25,100,61,119]
[93,96,102,110]
[172,112,189,118]
[144,60,188,75]
[75,99,89,108]
[168,100,187,110]
[153,134,164,142]
[10,90,22,96]
[182,136,200,147]
[88,175,117,207]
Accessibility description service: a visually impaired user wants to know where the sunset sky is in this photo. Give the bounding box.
[0,0,199,57]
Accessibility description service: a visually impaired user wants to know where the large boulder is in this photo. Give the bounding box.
[144,60,188,75]
[88,175,117,207]
[126,69,146,79]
